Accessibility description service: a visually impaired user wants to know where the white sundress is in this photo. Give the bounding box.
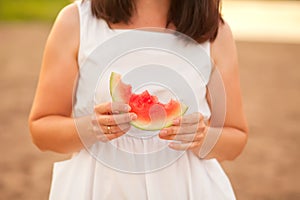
[49,0,236,199]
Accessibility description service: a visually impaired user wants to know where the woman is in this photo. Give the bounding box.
[29,0,248,199]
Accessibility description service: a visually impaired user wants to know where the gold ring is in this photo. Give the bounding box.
[107,125,112,134]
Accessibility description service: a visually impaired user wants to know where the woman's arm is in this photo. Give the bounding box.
[205,21,249,161]
[159,21,248,162]
[28,4,84,154]
[29,4,134,154]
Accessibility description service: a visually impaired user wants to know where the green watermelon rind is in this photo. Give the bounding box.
[110,72,132,103]
[110,72,117,102]
[110,72,122,102]
[130,103,188,131]
[109,72,189,131]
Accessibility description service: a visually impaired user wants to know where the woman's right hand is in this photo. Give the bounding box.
[93,102,137,142]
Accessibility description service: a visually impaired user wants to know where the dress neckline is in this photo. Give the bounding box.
[102,19,177,35]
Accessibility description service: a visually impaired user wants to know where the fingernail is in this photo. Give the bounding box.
[160,130,167,136]
[126,105,131,111]
[113,110,120,114]
[173,119,180,125]
[130,113,137,120]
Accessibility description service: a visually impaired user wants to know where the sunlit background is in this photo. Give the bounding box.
[0,0,299,199]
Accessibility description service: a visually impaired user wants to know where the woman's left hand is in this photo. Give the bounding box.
[159,112,208,151]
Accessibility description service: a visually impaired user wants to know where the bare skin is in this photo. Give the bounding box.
[29,1,248,160]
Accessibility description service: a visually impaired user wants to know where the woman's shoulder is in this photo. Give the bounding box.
[210,20,237,68]
[55,3,80,29]
[46,3,80,57]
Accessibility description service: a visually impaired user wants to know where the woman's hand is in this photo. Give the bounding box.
[93,102,137,142]
[159,112,208,152]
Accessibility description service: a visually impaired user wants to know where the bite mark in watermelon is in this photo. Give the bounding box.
[110,72,188,131]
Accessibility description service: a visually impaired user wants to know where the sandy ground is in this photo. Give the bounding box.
[222,1,300,44]
[0,23,299,200]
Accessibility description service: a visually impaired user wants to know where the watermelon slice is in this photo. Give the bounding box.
[109,72,188,131]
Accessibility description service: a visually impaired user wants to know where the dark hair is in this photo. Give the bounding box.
[88,0,223,43]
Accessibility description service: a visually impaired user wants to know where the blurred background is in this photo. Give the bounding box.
[0,0,299,199]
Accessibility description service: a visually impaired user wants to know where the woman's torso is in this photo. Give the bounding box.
[49,1,236,199]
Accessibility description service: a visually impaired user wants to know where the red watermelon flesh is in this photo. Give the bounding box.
[110,72,188,131]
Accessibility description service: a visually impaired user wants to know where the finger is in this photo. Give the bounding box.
[96,132,125,142]
[173,113,204,125]
[107,125,131,137]
[106,131,127,141]
[175,133,204,142]
[98,113,137,125]
[159,123,205,136]
[174,124,199,134]
[161,133,204,142]
[100,123,131,134]
[94,102,131,114]
[168,141,202,151]
[96,127,131,142]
